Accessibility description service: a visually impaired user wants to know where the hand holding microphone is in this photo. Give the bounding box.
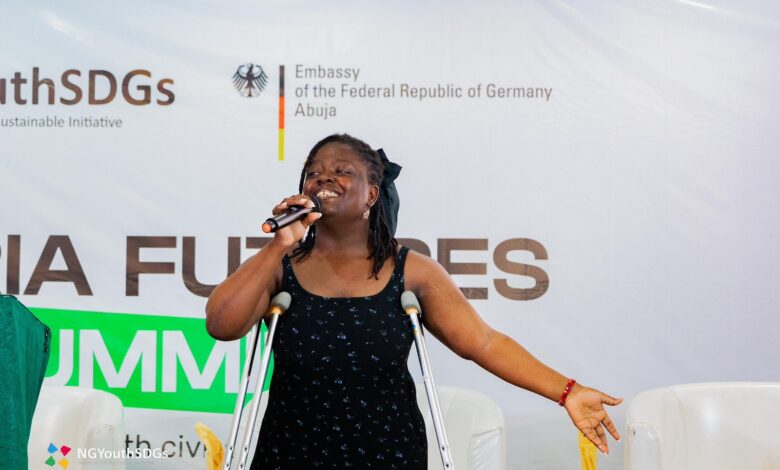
[262,195,322,244]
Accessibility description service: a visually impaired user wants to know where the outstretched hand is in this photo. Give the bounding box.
[563,385,623,453]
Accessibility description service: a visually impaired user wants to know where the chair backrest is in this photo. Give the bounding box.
[624,382,780,470]
[28,385,125,470]
[418,385,506,470]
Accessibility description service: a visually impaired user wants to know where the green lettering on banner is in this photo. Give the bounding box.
[30,307,271,414]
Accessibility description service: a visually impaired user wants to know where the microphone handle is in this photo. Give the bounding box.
[262,205,314,233]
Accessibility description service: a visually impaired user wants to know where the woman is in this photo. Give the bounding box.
[206,134,622,469]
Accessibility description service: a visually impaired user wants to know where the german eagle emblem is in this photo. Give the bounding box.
[233,64,268,97]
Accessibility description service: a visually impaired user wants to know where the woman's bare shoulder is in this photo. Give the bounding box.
[402,246,450,292]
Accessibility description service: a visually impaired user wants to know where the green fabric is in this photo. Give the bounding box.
[0,295,51,470]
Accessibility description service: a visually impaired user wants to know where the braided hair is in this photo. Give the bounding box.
[291,134,398,279]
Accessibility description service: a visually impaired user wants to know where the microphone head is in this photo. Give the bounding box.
[270,291,292,311]
[309,195,322,212]
[400,291,421,313]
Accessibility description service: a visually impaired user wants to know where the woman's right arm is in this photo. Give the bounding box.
[205,195,320,341]
[205,239,287,341]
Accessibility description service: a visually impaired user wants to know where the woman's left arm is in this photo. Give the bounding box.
[405,251,622,453]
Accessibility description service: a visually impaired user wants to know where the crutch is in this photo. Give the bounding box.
[223,291,291,470]
[401,291,455,470]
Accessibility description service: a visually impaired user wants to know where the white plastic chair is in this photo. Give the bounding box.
[28,385,125,470]
[418,385,506,470]
[624,382,780,470]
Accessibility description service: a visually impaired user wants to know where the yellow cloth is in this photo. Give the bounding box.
[194,422,225,470]
[578,431,598,470]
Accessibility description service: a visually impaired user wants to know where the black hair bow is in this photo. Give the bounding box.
[376,148,401,236]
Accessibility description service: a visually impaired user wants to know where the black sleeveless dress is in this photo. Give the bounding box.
[252,247,427,469]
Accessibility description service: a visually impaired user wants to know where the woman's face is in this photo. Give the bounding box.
[303,143,379,219]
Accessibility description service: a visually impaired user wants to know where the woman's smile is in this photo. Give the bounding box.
[314,189,340,200]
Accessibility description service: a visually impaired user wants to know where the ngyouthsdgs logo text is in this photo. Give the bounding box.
[77,447,170,460]
[0,67,174,105]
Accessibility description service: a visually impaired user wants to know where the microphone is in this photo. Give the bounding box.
[261,197,322,233]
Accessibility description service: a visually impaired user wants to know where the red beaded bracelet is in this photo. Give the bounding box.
[557,378,577,406]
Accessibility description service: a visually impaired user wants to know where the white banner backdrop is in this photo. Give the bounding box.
[2,1,779,468]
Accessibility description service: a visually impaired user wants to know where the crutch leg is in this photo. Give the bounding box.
[402,291,455,470]
[223,323,261,470]
[237,311,281,469]
[223,292,291,470]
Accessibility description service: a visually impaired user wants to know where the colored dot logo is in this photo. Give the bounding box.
[45,443,71,468]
